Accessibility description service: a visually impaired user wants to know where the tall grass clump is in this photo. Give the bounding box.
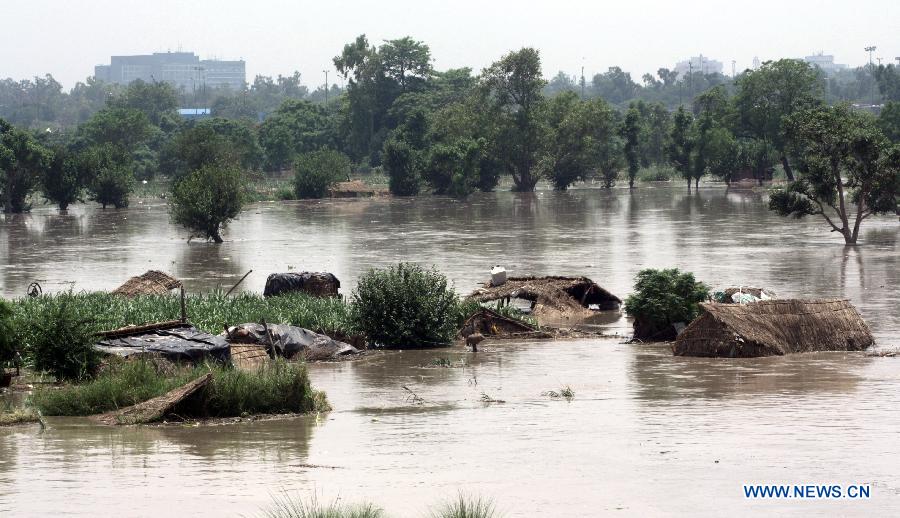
[28,295,100,381]
[31,359,329,418]
[261,492,384,518]
[196,360,329,417]
[31,358,192,415]
[352,263,459,348]
[429,493,499,518]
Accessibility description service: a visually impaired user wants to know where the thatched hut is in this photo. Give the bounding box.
[459,307,550,339]
[673,299,874,358]
[468,276,620,326]
[111,270,182,297]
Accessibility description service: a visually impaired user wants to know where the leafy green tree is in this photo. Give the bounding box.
[878,101,900,143]
[42,147,84,210]
[379,36,433,92]
[427,96,502,192]
[293,149,350,199]
[667,106,695,191]
[733,59,823,180]
[480,48,547,191]
[874,64,900,102]
[0,300,15,366]
[170,163,245,243]
[591,66,639,105]
[624,268,710,341]
[769,105,900,244]
[108,79,178,126]
[424,138,481,197]
[623,106,642,188]
[79,144,134,209]
[75,107,151,152]
[383,136,420,196]
[162,119,260,178]
[0,118,51,213]
[597,134,625,188]
[258,99,334,170]
[29,295,100,381]
[352,263,459,348]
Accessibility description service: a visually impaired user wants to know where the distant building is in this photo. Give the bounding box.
[177,108,212,120]
[674,55,724,77]
[803,53,848,74]
[94,52,246,91]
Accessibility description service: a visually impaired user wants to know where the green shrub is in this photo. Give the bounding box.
[79,144,135,209]
[383,137,421,196]
[623,268,709,341]
[170,163,245,243]
[293,149,349,199]
[28,295,101,381]
[352,263,458,348]
[0,300,15,365]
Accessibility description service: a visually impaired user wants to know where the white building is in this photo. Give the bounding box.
[803,53,848,74]
[674,55,724,77]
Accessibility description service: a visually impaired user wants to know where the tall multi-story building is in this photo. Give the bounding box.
[803,52,848,74]
[94,52,246,91]
[674,55,724,77]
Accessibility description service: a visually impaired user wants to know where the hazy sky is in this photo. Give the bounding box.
[2,0,898,89]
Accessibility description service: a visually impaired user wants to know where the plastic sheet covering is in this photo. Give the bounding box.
[226,323,358,361]
[95,326,230,363]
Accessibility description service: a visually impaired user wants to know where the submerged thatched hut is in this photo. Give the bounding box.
[468,276,620,326]
[673,299,874,358]
[111,270,182,297]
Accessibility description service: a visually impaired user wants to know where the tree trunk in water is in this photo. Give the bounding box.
[686,178,692,193]
[629,178,635,189]
[211,228,223,244]
[695,177,700,191]
[781,155,795,181]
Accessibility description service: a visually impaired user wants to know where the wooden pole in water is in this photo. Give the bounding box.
[180,287,187,323]
[225,269,253,297]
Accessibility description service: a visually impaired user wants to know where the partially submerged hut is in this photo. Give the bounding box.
[459,307,550,339]
[264,272,340,298]
[468,276,620,326]
[673,299,874,358]
[111,270,181,297]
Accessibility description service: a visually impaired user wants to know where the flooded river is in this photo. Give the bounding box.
[1,184,899,516]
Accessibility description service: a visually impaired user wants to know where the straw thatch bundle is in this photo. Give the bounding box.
[111,270,182,297]
[673,299,874,358]
[468,276,620,323]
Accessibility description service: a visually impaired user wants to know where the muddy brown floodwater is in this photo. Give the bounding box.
[1,184,899,516]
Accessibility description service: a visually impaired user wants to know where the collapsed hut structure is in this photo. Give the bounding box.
[468,276,621,326]
[459,307,552,340]
[111,270,181,297]
[673,299,874,358]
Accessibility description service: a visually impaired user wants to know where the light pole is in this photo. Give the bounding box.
[865,46,877,105]
[731,60,736,78]
[323,70,329,108]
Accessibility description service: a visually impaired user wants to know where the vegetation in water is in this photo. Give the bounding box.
[352,263,459,348]
[428,493,499,518]
[8,292,358,368]
[293,149,350,199]
[260,492,385,518]
[623,268,709,340]
[0,402,40,426]
[31,358,328,418]
[170,163,245,243]
[28,295,101,381]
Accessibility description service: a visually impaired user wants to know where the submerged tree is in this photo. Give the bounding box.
[78,144,134,209]
[769,105,900,244]
[480,47,546,191]
[622,106,642,188]
[42,147,84,211]
[667,106,694,192]
[293,149,350,199]
[170,163,245,243]
[0,118,51,213]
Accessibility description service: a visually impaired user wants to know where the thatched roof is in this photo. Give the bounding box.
[673,299,874,358]
[111,270,181,297]
[468,276,620,320]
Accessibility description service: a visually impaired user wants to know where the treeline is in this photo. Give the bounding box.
[2,36,900,216]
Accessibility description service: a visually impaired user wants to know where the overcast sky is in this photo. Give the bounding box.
[2,0,898,89]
